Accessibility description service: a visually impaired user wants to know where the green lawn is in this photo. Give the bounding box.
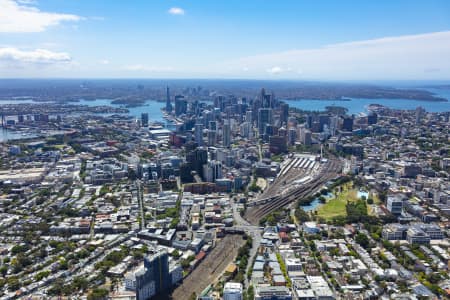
[317,182,361,220]
[317,197,347,220]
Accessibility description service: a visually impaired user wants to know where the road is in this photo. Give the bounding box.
[135,180,145,230]
[232,200,261,288]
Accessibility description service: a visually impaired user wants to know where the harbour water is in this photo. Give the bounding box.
[0,99,166,142]
[285,87,450,114]
[76,99,166,121]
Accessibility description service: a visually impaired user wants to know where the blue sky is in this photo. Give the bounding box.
[1,0,450,80]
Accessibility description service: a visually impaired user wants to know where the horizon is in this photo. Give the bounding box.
[1,0,450,80]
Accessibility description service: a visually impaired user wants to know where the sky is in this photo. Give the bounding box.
[0,0,450,80]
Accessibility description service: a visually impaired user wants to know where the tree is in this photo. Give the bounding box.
[171,249,181,258]
[355,233,369,248]
[247,285,255,300]
[0,265,7,276]
[295,207,310,223]
[7,277,20,291]
[188,293,197,300]
[87,288,109,300]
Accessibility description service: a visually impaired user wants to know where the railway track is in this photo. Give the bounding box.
[246,159,342,224]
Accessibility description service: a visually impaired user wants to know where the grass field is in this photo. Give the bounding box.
[317,182,361,220]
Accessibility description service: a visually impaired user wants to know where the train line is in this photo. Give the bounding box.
[245,159,342,224]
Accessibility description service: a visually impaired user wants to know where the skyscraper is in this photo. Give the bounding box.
[207,129,217,146]
[175,95,187,116]
[280,102,289,125]
[223,121,231,148]
[258,108,273,135]
[341,116,354,132]
[195,123,204,146]
[166,86,172,113]
[141,113,149,127]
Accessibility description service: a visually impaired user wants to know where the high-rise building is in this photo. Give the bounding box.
[134,251,171,300]
[288,128,297,145]
[195,123,204,146]
[280,103,289,125]
[209,120,217,131]
[258,108,273,135]
[302,129,312,145]
[223,121,231,148]
[341,116,354,132]
[186,147,208,180]
[175,95,187,116]
[318,114,330,132]
[245,110,253,124]
[269,135,287,154]
[415,106,425,124]
[367,112,377,125]
[240,122,252,139]
[203,160,222,182]
[141,113,149,127]
[166,86,172,113]
[207,129,216,146]
[260,88,274,108]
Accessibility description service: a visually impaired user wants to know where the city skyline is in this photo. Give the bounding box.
[1,0,450,80]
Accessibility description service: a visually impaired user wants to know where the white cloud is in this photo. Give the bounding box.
[123,64,174,72]
[168,7,185,15]
[266,66,283,75]
[0,47,71,64]
[222,31,450,80]
[0,0,82,33]
[99,59,110,65]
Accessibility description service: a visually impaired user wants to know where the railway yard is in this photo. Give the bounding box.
[170,234,245,300]
[245,155,342,224]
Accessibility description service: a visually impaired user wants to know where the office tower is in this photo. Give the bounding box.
[207,129,216,146]
[174,95,187,116]
[258,108,273,135]
[135,251,171,300]
[209,120,217,131]
[306,115,313,129]
[302,129,312,145]
[269,135,287,154]
[288,128,297,145]
[330,115,339,136]
[203,110,213,127]
[165,86,172,113]
[214,95,226,110]
[194,123,204,146]
[260,88,274,108]
[240,122,252,139]
[318,114,330,132]
[223,121,231,148]
[186,147,208,179]
[341,116,354,132]
[245,110,253,124]
[280,102,289,125]
[367,112,378,125]
[141,113,149,127]
[203,160,223,182]
[415,106,425,124]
